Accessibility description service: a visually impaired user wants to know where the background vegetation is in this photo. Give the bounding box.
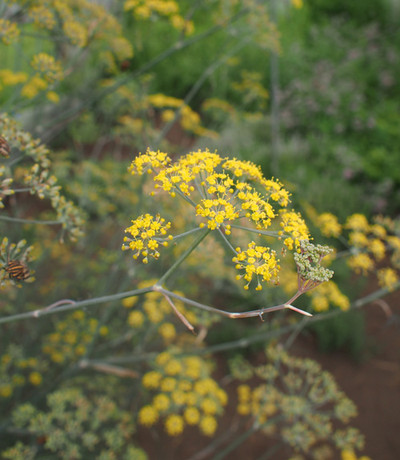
[1,0,399,459]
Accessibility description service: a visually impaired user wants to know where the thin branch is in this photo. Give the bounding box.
[0,286,153,325]
[170,226,204,241]
[160,291,195,333]
[0,215,62,225]
[156,286,312,320]
[88,279,400,366]
[78,360,139,378]
[1,272,399,333]
[217,227,237,256]
[229,224,281,238]
[32,299,76,317]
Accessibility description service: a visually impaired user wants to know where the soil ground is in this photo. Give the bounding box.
[293,296,400,460]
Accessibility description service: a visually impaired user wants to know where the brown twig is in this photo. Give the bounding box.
[160,291,195,333]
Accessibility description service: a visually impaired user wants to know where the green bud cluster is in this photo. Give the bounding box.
[294,240,334,282]
[5,387,146,459]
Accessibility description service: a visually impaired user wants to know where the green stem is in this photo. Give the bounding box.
[230,224,281,237]
[156,227,211,286]
[217,228,237,255]
[0,286,153,326]
[0,215,62,225]
[171,226,204,241]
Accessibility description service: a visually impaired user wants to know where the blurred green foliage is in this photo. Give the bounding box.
[1,0,399,458]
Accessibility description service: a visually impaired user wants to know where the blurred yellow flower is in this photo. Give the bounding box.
[28,371,43,386]
[122,296,137,308]
[46,91,60,103]
[199,415,217,436]
[184,407,200,425]
[377,268,398,291]
[138,405,159,427]
[291,0,303,9]
[128,310,145,327]
[165,414,184,436]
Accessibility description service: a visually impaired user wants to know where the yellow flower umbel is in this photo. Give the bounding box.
[347,253,374,275]
[377,267,398,291]
[279,210,310,250]
[41,311,107,363]
[29,5,56,30]
[310,281,350,312]
[122,213,172,264]
[129,148,171,175]
[345,214,370,232]
[233,242,280,290]
[31,53,63,83]
[316,212,342,238]
[0,345,44,399]
[124,148,319,291]
[139,352,227,437]
[0,19,20,45]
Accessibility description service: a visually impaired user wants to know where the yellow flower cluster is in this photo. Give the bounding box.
[233,242,279,290]
[347,253,374,275]
[316,212,342,238]
[19,0,133,77]
[232,71,269,110]
[312,211,400,288]
[109,37,134,61]
[377,267,399,291]
[125,148,312,290]
[202,97,236,116]
[21,75,48,99]
[236,346,362,454]
[124,0,194,34]
[128,148,171,175]
[29,5,57,30]
[0,19,19,45]
[0,70,28,87]
[236,185,276,229]
[42,311,108,363]
[0,345,43,399]
[122,213,173,263]
[345,214,370,232]
[147,94,211,137]
[196,172,238,231]
[279,210,310,250]
[310,281,350,312]
[237,383,277,421]
[31,53,63,83]
[139,352,227,436]
[63,20,88,47]
[341,449,371,460]
[291,0,303,9]
[344,213,400,276]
